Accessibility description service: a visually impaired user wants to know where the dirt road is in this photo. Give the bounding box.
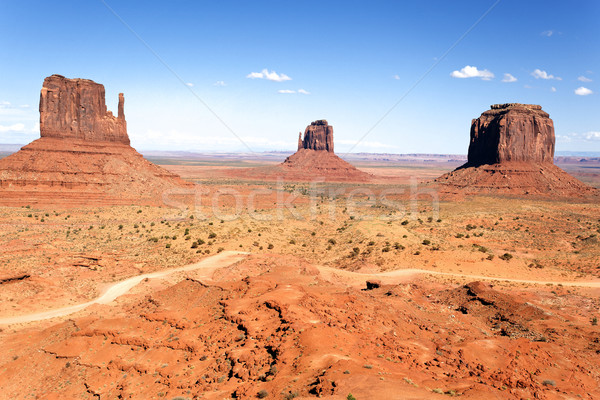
[0,251,248,326]
[318,265,600,288]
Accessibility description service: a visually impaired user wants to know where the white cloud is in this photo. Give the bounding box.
[246,69,291,82]
[185,82,194,87]
[524,84,533,89]
[541,30,554,37]
[562,131,600,142]
[19,104,30,108]
[450,65,494,80]
[551,86,557,92]
[578,76,592,82]
[531,69,561,80]
[393,74,400,80]
[278,89,310,95]
[0,123,26,133]
[501,73,517,83]
[0,101,11,107]
[575,86,593,96]
[583,131,600,141]
[213,81,226,87]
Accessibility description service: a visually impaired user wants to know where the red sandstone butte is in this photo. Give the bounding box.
[435,103,597,197]
[0,74,192,206]
[236,120,371,182]
[467,103,554,166]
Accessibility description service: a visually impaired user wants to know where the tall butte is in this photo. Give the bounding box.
[0,74,192,206]
[435,103,597,196]
[243,120,371,181]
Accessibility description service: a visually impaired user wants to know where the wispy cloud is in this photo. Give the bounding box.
[501,73,517,83]
[185,82,194,87]
[277,89,310,95]
[450,65,494,80]
[551,86,557,92]
[560,131,600,142]
[247,68,291,82]
[531,69,561,80]
[392,74,400,80]
[577,76,592,82]
[575,86,593,96]
[0,123,26,133]
[541,30,554,37]
[213,80,226,87]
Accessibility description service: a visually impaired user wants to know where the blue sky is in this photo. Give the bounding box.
[0,0,598,154]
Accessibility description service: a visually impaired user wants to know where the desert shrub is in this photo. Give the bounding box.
[284,392,299,400]
[401,220,409,226]
[455,233,464,238]
[465,224,476,231]
[499,253,513,261]
[184,228,190,236]
[208,232,216,239]
[118,224,123,230]
[217,247,224,253]
[487,254,494,260]
[592,316,598,326]
[427,217,433,222]
[289,239,296,245]
[422,239,431,245]
[197,239,205,245]
[328,238,336,245]
[257,390,269,398]
[368,241,375,246]
[394,242,405,250]
[382,246,391,252]
[347,395,357,400]
[191,242,198,249]
[165,243,171,249]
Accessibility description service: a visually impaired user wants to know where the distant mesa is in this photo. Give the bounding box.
[435,103,597,196]
[0,74,192,206]
[238,120,371,182]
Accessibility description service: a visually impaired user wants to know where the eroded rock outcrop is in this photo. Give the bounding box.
[238,120,370,182]
[467,103,554,167]
[435,104,597,197]
[0,75,192,206]
[40,75,129,144]
[298,120,334,153]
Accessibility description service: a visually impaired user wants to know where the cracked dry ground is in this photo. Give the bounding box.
[1,255,599,399]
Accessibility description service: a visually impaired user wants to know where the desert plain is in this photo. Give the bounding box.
[0,149,599,399]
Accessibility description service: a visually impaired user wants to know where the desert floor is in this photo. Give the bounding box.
[0,157,599,399]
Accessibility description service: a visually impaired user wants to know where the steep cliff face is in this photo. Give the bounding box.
[435,103,596,197]
[467,104,554,166]
[0,75,192,206]
[299,120,334,153]
[39,74,129,144]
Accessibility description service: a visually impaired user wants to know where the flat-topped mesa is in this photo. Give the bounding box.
[299,120,334,153]
[39,74,129,145]
[467,103,554,166]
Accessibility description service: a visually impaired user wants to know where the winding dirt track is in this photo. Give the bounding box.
[0,251,248,326]
[317,266,600,288]
[2,252,599,326]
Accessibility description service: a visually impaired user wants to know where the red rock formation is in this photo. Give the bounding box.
[40,75,129,144]
[467,103,554,167]
[436,104,597,197]
[299,120,334,153]
[235,120,371,182]
[0,75,192,206]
